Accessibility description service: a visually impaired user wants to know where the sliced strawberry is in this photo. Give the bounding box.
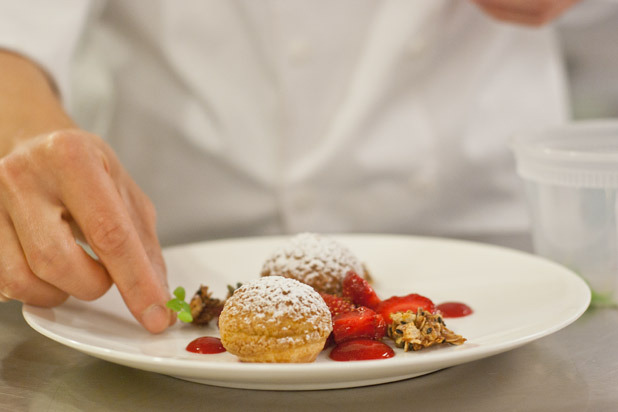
[329,339,395,361]
[332,307,386,343]
[342,271,381,310]
[376,293,436,325]
[319,292,356,317]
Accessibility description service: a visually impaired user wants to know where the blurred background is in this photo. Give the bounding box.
[558,0,618,119]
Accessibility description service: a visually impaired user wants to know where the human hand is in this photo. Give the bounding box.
[470,0,582,26]
[0,129,173,333]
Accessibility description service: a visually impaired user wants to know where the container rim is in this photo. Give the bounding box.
[510,119,618,188]
[510,119,618,164]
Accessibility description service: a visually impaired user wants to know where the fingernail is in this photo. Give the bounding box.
[141,304,171,333]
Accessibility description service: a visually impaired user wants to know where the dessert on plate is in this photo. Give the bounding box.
[176,232,468,363]
[260,232,367,295]
[218,276,333,363]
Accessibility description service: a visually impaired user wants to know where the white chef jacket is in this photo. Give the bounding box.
[0,0,569,245]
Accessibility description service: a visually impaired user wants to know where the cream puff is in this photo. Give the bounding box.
[218,276,332,363]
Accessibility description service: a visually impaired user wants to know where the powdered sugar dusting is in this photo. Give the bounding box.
[260,233,365,294]
[221,276,332,337]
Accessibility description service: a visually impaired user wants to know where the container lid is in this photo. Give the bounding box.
[510,120,618,188]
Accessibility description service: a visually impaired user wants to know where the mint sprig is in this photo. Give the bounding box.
[166,286,193,323]
[590,288,618,308]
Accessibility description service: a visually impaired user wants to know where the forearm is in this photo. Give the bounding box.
[0,50,75,156]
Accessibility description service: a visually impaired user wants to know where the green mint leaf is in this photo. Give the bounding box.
[590,288,617,307]
[180,301,191,313]
[166,298,183,312]
[178,311,193,323]
[173,286,186,301]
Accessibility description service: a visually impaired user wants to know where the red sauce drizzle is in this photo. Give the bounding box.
[329,339,395,361]
[186,336,226,354]
[436,302,473,318]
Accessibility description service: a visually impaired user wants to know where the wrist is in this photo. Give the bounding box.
[0,51,76,156]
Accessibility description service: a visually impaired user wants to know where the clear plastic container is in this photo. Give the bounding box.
[511,120,618,306]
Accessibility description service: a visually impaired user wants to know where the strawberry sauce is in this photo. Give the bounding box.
[329,339,395,361]
[436,302,473,318]
[186,336,226,354]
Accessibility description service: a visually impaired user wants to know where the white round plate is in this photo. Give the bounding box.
[23,234,590,390]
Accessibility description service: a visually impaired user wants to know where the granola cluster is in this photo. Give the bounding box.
[189,286,225,326]
[189,283,244,325]
[387,308,466,351]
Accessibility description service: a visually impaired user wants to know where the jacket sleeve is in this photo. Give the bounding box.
[0,0,95,103]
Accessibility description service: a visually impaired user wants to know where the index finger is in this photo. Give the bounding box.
[57,154,172,333]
